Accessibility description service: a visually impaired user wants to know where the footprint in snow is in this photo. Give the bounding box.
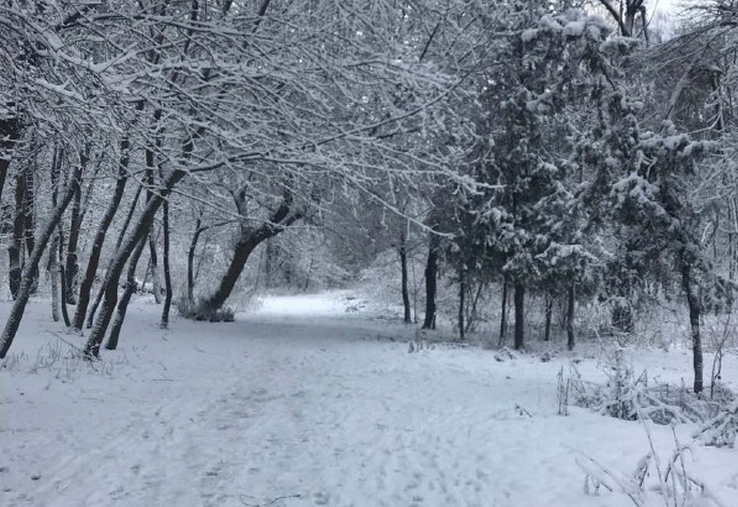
[313,490,330,505]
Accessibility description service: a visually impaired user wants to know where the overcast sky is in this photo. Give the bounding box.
[653,0,694,14]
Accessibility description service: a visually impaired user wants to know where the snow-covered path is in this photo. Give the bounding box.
[2,294,737,507]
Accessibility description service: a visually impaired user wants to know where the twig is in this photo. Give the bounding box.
[239,493,303,506]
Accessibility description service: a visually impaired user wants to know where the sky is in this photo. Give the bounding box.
[653,0,694,14]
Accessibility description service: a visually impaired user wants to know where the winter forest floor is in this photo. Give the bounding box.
[1,292,737,507]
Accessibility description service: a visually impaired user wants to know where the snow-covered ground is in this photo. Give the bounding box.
[1,293,737,507]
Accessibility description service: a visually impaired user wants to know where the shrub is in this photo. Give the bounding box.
[175,298,235,322]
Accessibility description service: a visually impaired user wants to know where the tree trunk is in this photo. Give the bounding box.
[193,197,300,318]
[196,232,261,316]
[49,147,70,326]
[729,231,735,309]
[148,231,162,303]
[0,117,21,204]
[187,215,203,304]
[624,11,636,37]
[0,165,82,359]
[422,233,438,330]
[49,234,61,322]
[303,256,313,292]
[144,118,163,305]
[514,282,524,350]
[681,261,704,394]
[72,136,133,330]
[8,170,26,299]
[22,167,36,294]
[48,152,61,322]
[264,239,274,289]
[84,170,186,357]
[59,260,71,327]
[105,236,148,351]
[195,225,292,316]
[499,278,508,346]
[567,283,575,351]
[86,183,144,329]
[399,229,411,324]
[64,154,85,304]
[458,266,465,341]
[544,295,552,342]
[160,201,173,329]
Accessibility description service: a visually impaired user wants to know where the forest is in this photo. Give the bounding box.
[2,1,738,507]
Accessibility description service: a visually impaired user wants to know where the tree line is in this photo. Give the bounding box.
[2,1,738,395]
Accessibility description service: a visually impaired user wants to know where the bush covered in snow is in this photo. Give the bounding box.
[175,298,236,323]
[694,402,738,448]
[564,350,733,425]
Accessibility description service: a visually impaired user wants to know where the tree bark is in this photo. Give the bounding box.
[148,231,162,303]
[59,261,71,327]
[105,236,148,351]
[681,261,704,394]
[544,295,552,342]
[422,233,438,330]
[0,117,21,204]
[84,170,186,357]
[399,229,411,324]
[567,283,575,351]
[160,201,173,329]
[499,278,508,346]
[8,170,26,299]
[72,136,133,330]
[514,282,525,350]
[264,239,274,289]
[48,151,61,323]
[49,235,60,322]
[49,147,71,327]
[22,167,36,293]
[187,215,203,304]
[145,112,163,304]
[63,154,85,304]
[0,165,82,359]
[458,266,465,341]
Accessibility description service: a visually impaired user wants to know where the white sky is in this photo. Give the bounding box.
[652,0,693,14]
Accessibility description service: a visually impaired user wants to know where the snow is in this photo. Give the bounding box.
[1,295,737,507]
[521,29,538,43]
[562,21,585,38]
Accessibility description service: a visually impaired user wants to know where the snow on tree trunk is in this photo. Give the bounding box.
[49,234,60,323]
[72,136,134,330]
[106,236,148,351]
[8,169,26,299]
[148,232,162,304]
[0,165,82,358]
[160,201,173,329]
[85,170,186,358]
[63,171,83,305]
